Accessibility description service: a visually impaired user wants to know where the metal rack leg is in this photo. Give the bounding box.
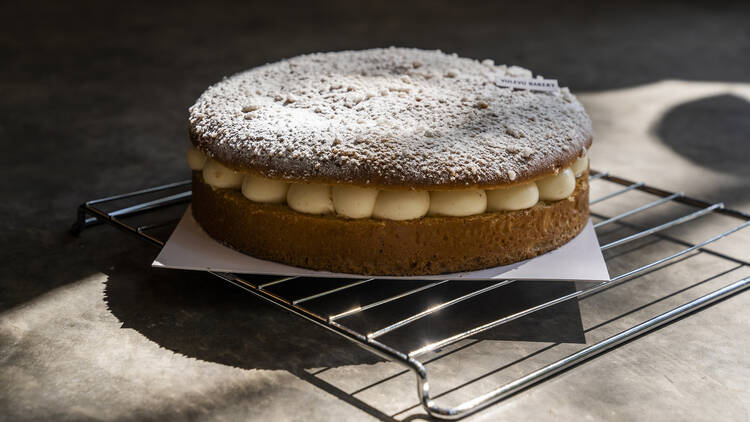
[413,276,750,420]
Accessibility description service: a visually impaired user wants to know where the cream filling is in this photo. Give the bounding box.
[190,148,588,220]
[332,185,379,219]
[187,146,208,170]
[571,153,589,177]
[372,190,430,220]
[487,182,539,211]
[242,174,289,204]
[429,189,487,217]
[536,168,576,201]
[287,183,334,214]
[202,159,243,189]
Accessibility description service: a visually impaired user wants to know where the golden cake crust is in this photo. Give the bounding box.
[191,171,590,276]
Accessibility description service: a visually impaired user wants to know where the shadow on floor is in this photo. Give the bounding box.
[103,263,586,371]
[656,94,750,179]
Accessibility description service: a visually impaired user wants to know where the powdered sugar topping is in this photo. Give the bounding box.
[189,47,592,188]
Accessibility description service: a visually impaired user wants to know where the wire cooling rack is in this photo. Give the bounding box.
[71,170,750,420]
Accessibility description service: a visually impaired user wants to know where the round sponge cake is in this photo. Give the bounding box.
[187,48,593,275]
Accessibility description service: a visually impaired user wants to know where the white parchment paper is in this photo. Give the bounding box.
[153,207,610,281]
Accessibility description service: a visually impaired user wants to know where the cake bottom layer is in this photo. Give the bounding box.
[191,172,590,276]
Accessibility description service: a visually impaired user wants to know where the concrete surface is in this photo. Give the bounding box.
[1,2,749,421]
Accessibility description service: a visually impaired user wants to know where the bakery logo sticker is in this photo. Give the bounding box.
[495,76,559,92]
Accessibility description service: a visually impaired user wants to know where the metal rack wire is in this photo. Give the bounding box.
[71,170,750,420]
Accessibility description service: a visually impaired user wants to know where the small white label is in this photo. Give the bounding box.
[495,76,559,92]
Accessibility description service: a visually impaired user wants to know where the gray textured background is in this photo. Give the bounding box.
[2,1,749,421]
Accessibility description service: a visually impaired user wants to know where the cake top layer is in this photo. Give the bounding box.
[189,47,592,189]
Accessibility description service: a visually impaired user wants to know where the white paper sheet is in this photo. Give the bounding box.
[153,207,610,281]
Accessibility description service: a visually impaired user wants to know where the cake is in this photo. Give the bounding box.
[186,48,593,276]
